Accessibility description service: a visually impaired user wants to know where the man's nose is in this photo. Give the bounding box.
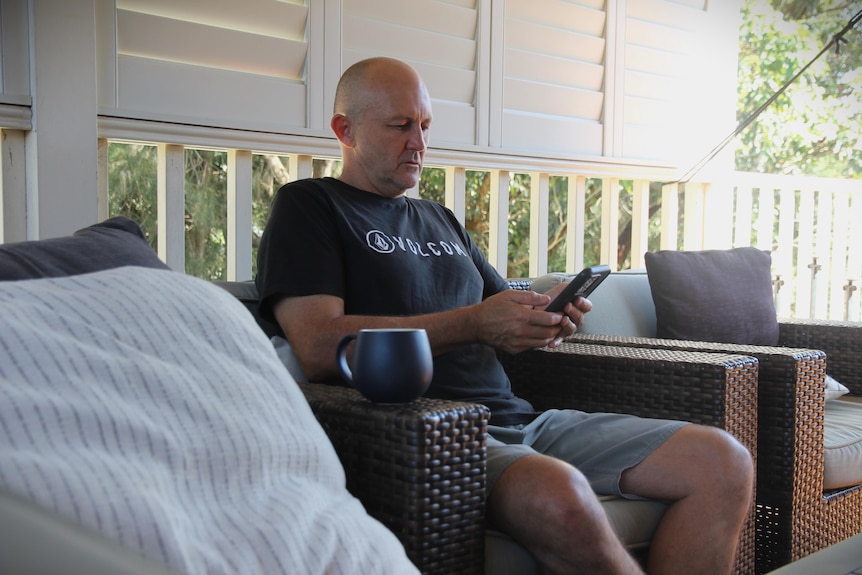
[407,125,427,151]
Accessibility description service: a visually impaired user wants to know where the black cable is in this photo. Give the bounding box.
[665,7,862,186]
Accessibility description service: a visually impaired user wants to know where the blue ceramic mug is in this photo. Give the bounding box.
[336,328,433,404]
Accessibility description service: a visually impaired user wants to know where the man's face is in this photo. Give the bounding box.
[347,78,433,198]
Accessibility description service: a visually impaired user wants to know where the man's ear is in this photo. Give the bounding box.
[331,114,355,148]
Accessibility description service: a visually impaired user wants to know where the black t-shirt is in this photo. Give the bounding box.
[256,177,536,425]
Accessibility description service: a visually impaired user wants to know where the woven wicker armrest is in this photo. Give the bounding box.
[297,382,489,575]
[779,317,862,394]
[498,341,759,575]
[499,342,758,437]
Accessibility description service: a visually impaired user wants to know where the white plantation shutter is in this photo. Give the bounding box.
[89,0,737,165]
[501,0,606,156]
[619,0,737,165]
[499,0,736,164]
[341,0,480,146]
[104,0,310,133]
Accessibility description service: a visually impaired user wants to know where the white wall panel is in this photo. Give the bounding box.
[620,0,737,166]
[0,0,30,107]
[500,0,606,156]
[27,0,99,239]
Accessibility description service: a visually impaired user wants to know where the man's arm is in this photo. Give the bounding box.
[273,286,588,382]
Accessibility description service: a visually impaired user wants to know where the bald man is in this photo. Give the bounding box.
[256,57,753,575]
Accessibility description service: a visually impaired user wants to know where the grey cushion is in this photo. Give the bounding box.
[0,216,168,280]
[578,270,657,337]
[644,247,779,346]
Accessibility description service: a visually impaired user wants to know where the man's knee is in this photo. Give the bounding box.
[705,427,752,479]
[622,424,754,504]
[488,454,605,530]
[684,425,754,503]
[490,455,643,573]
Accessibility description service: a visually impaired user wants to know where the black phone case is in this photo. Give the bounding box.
[544,265,611,312]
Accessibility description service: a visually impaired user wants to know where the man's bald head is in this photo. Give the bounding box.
[333,57,428,121]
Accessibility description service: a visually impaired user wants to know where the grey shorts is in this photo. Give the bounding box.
[486,409,688,499]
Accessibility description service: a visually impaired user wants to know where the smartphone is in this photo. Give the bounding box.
[543,265,611,312]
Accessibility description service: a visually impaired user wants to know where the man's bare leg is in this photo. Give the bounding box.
[487,454,644,575]
[621,425,754,575]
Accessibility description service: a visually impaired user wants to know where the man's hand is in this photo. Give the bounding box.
[531,281,593,348]
[470,287,591,354]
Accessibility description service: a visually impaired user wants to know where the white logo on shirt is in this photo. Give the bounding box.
[366,229,468,258]
[367,230,396,253]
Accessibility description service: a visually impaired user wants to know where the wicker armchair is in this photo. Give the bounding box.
[570,314,862,574]
[219,280,760,575]
[296,344,760,575]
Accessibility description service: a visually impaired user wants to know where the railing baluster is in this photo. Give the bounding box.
[601,178,619,268]
[773,274,784,312]
[565,175,587,273]
[809,257,821,319]
[445,166,467,227]
[227,149,253,281]
[660,182,679,250]
[844,279,858,321]
[488,170,510,275]
[157,143,185,272]
[630,179,650,269]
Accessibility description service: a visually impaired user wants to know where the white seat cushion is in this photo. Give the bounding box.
[824,397,862,490]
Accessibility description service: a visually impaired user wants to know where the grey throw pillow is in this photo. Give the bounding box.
[0,216,167,280]
[644,247,779,346]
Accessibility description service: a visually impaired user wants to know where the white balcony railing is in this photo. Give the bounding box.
[2,122,860,321]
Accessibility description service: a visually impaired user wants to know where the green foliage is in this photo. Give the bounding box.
[184,149,227,280]
[736,0,861,177]
[107,143,157,250]
[108,144,298,279]
[418,168,617,276]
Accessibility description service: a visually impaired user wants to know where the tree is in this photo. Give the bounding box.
[736,0,862,177]
[107,143,157,250]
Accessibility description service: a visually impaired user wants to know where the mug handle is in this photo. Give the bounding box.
[336,333,357,385]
